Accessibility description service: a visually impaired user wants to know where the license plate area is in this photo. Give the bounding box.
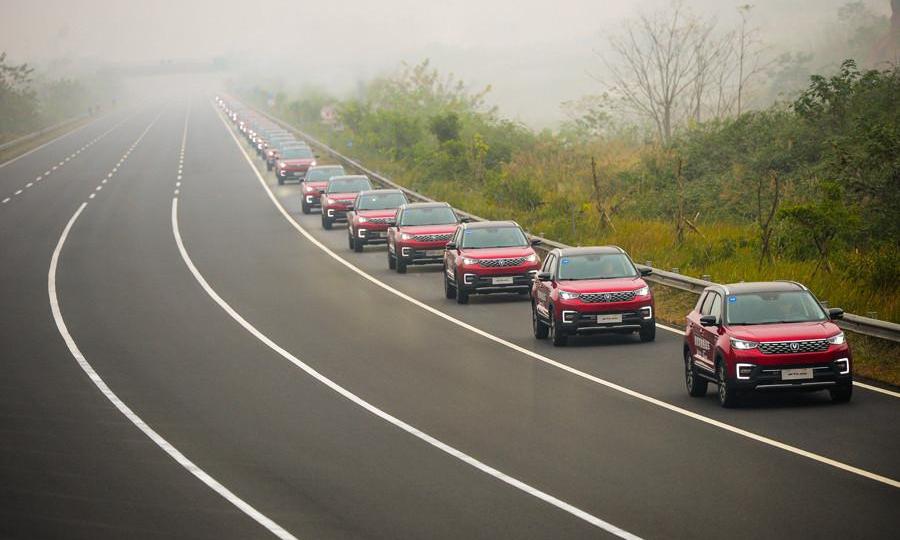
[425,249,443,257]
[492,276,514,285]
[597,314,623,324]
[376,231,387,238]
[781,368,813,381]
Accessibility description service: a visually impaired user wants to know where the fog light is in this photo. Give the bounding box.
[835,358,850,375]
[736,363,754,380]
[464,273,475,285]
[327,209,334,217]
[641,306,653,320]
[401,247,411,257]
[562,310,578,323]
[358,229,367,238]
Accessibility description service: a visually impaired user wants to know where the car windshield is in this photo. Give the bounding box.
[357,192,408,210]
[327,178,372,193]
[281,147,313,159]
[399,206,458,226]
[461,226,527,248]
[306,167,345,181]
[557,253,637,280]
[726,291,828,325]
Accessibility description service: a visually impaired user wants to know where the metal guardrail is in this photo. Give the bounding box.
[0,114,88,153]
[238,99,900,343]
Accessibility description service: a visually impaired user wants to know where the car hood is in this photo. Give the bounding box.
[304,181,328,191]
[280,158,315,166]
[398,224,458,235]
[729,321,840,342]
[459,246,535,259]
[557,277,646,294]
[324,192,358,201]
[357,209,399,218]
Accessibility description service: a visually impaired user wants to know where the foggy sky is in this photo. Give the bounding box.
[1,0,890,126]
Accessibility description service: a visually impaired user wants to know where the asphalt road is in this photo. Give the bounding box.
[1,95,898,539]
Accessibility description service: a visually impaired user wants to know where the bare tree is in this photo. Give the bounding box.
[735,4,768,115]
[756,171,781,267]
[604,1,708,143]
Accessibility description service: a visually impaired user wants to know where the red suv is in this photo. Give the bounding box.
[684,281,852,407]
[531,247,655,346]
[347,189,409,252]
[387,202,461,273]
[320,175,373,229]
[301,165,346,214]
[443,221,541,304]
[275,146,317,185]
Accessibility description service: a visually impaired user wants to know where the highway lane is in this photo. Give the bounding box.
[2,93,897,539]
[190,99,899,537]
[250,109,900,483]
[0,104,276,539]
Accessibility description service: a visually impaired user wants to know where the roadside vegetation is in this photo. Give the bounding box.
[0,52,119,143]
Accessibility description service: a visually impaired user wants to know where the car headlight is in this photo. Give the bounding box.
[400,232,413,240]
[525,253,539,263]
[357,216,368,223]
[559,290,580,301]
[324,197,334,205]
[279,162,286,168]
[310,160,317,167]
[634,285,650,297]
[462,257,477,265]
[827,332,845,345]
[730,338,759,350]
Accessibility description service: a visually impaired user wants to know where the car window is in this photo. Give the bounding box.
[326,177,372,193]
[306,167,345,181]
[398,206,458,226]
[460,226,528,249]
[700,292,717,316]
[708,294,722,320]
[541,254,555,273]
[556,253,638,280]
[356,192,408,210]
[548,255,558,276]
[725,290,828,325]
[696,292,709,314]
[280,147,313,159]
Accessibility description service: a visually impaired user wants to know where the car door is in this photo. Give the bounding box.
[697,293,722,372]
[534,253,556,318]
[445,227,463,282]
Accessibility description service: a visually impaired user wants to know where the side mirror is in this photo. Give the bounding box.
[530,238,543,246]
[699,315,718,327]
[459,217,473,223]
[828,308,844,320]
[537,272,552,281]
[445,242,457,250]
[346,205,354,211]
[639,267,653,276]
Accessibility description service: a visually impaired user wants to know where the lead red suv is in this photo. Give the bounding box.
[320,175,373,229]
[301,165,346,214]
[684,281,852,407]
[387,202,462,273]
[346,189,409,252]
[443,221,541,304]
[531,247,655,346]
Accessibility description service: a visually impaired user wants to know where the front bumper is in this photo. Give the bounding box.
[324,207,349,222]
[278,169,307,179]
[395,243,447,265]
[458,270,538,294]
[558,306,654,334]
[729,357,852,391]
[356,228,389,243]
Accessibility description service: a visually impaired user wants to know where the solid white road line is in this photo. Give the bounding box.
[215,102,900,490]
[0,117,97,169]
[171,197,640,539]
[50,204,298,540]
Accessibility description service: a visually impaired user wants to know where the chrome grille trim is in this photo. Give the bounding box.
[477,257,527,268]
[412,233,453,242]
[580,290,636,303]
[758,339,829,355]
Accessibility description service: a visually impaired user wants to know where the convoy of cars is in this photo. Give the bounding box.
[218,97,855,407]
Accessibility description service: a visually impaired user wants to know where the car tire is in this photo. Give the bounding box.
[321,215,332,230]
[684,348,708,397]
[301,201,311,214]
[353,233,364,252]
[348,232,356,250]
[387,249,397,270]
[277,176,284,186]
[396,257,407,274]
[550,312,567,346]
[639,322,656,342]
[532,304,549,339]
[829,383,852,403]
[716,359,738,408]
[456,287,469,304]
[444,271,457,299]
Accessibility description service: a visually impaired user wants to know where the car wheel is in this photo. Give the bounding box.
[829,383,852,403]
[550,312,567,346]
[444,270,457,299]
[456,287,469,304]
[532,304,549,339]
[277,176,284,186]
[396,256,407,274]
[716,359,738,408]
[684,348,707,397]
[387,249,397,270]
[321,215,332,230]
[348,232,356,250]
[301,201,311,214]
[639,322,656,342]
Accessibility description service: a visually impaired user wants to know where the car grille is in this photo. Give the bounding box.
[758,339,829,354]
[477,257,527,268]
[412,233,452,242]
[580,290,636,303]
[366,217,393,224]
